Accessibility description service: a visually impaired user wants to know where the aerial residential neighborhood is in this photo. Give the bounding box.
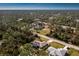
[0,3,79,56]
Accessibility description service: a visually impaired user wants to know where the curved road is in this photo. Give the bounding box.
[34,32,79,51]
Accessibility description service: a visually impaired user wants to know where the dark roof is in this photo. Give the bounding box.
[32,41,40,47]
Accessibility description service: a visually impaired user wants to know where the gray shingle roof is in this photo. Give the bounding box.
[47,47,68,56]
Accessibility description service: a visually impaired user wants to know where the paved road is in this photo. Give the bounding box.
[34,32,79,51]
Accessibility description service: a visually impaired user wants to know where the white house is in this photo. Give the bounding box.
[76,19,79,22]
[47,46,69,56]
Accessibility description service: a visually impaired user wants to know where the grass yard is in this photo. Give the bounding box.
[39,37,48,42]
[39,28,50,35]
[68,48,79,56]
[50,42,64,48]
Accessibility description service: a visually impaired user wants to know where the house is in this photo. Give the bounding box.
[17,18,23,21]
[47,46,69,56]
[76,19,79,22]
[32,41,40,48]
[30,21,45,30]
[49,17,53,20]
[61,26,69,29]
[32,40,48,48]
[34,18,40,21]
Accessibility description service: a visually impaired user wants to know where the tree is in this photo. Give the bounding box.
[19,43,34,56]
[19,43,48,56]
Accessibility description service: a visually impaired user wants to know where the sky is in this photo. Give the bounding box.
[0,3,79,10]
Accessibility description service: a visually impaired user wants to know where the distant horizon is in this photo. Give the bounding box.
[0,8,79,10]
[0,3,79,10]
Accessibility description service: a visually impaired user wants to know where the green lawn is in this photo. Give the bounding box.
[68,48,79,56]
[50,42,64,48]
[39,28,50,35]
[39,37,48,42]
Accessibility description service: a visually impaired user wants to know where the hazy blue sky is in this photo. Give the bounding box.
[0,3,79,10]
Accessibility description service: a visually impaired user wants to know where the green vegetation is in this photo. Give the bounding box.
[0,10,79,56]
[39,28,50,35]
[48,26,79,46]
[50,42,64,48]
[39,37,48,42]
[68,48,79,56]
[0,19,36,56]
[19,43,48,56]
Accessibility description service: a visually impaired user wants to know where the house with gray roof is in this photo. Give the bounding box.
[30,21,45,30]
[47,46,69,56]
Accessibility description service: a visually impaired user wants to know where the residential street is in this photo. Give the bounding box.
[34,32,79,50]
